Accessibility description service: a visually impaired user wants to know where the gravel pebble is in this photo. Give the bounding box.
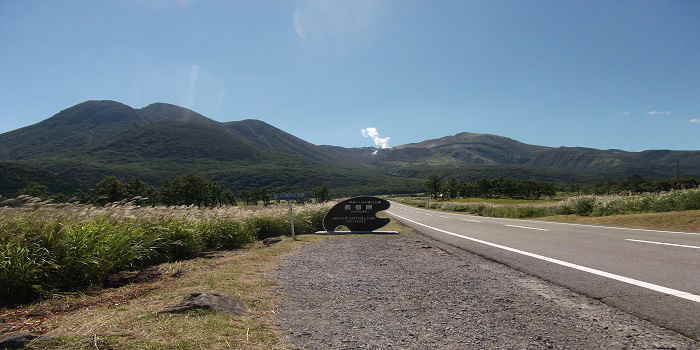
[276,233,698,349]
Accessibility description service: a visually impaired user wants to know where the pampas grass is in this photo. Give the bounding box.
[0,202,332,304]
[398,187,700,218]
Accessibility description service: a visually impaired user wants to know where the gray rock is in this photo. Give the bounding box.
[263,237,283,246]
[0,199,23,207]
[0,333,51,349]
[159,292,247,316]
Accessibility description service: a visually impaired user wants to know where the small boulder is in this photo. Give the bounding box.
[159,292,247,316]
[0,199,23,208]
[263,237,283,246]
[0,333,50,349]
[105,266,162,288]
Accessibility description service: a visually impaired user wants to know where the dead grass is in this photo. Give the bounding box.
[9,234,328,350]
[540,210,700,232]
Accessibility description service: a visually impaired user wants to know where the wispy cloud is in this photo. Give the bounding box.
[292,0,386,42]
[690,118,700,123]
[361,127,391,149]
[648,110,672,116]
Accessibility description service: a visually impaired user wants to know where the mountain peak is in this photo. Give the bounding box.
[43,99,141,126]
[138,103,216,125]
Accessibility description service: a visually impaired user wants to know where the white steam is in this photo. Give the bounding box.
[361,127,391,150]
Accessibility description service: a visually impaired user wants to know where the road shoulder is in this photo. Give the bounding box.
[275,221,697,349]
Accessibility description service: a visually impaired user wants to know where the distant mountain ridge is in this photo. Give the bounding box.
[1,100,699,195]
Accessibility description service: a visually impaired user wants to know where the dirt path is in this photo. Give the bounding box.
[275,231,697,349]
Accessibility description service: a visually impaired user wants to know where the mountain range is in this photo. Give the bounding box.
[1,100,699,196]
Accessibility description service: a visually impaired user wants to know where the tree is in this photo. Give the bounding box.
[95,176,127,203]
[19,182,49,198]
[445,178,460,199]
[425,175,442,199]
[313,186,330,203]
[160,175,211,206]
[125,179,150,198]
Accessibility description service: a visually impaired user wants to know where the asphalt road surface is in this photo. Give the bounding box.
[386,201,700,340]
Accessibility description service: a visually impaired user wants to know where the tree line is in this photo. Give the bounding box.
[572,175,698,195]
[423,175,700,200]
[16,175,332,207]
[424,176,557,200]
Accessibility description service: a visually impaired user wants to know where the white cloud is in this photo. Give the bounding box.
[361,127,391,149]
[292,0,386,41]
[648,110,672,116]
[690,118,700,123]
[293,9,306,40]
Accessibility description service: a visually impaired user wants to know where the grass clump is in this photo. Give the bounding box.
[0,203,331,305]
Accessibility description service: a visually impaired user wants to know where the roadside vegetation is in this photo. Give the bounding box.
[0,202,332,305]
[397,175,700,223]
[3,235,327,349]
[541,210,700,232]
[8,175,332,207]
[400,187,700,219]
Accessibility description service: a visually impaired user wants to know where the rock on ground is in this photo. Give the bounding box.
[158,292,247,316]
[275,233,698,349]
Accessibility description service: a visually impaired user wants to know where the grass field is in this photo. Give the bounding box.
[442,197,560,205]
[540,210,700,232]
[0,202,332,305]
[396,187,700,220]
[2,220,412,349]
[3,235,318,349]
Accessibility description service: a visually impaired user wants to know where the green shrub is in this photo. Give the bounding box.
[247,216,288,240]
[197,219,255,250]
[573,197,595,216]
[0,241,53,302]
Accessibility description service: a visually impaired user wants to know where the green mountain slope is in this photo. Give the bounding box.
[0,100,145,160]
[385,132,700,178]
[224,119,333,163]
[1,100,699,197]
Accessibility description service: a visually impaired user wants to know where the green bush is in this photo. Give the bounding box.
[196,219,255,250]
[247,216,288,240]
[0,241,53,302]
[573,197,595,216]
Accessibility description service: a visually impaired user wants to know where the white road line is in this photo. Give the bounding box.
[391,201,699,235]
[505,224,549,231]
[625,239,700,249]
[387,211,700,304]
[439,215,449,218]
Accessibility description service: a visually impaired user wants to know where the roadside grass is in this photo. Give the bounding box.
[0,203,331,305]
[11,234,327,350]
[540,210,700,232]
[6,218,411,350]
[448,197,560,205]
[396,187,700,220]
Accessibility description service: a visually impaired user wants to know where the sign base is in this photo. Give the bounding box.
[315,230,399,235]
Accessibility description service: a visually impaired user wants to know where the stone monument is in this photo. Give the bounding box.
[317,196,398,234]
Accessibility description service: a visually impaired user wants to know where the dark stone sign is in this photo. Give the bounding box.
[323,196,391,232]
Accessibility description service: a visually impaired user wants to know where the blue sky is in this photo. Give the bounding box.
[1,0,699,151]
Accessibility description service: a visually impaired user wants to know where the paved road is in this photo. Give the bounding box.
[386,201,700,340]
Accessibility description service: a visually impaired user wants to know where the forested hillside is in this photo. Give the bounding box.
[1,100,699,198]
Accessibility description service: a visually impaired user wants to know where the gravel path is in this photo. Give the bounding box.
[275,232,698,349]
